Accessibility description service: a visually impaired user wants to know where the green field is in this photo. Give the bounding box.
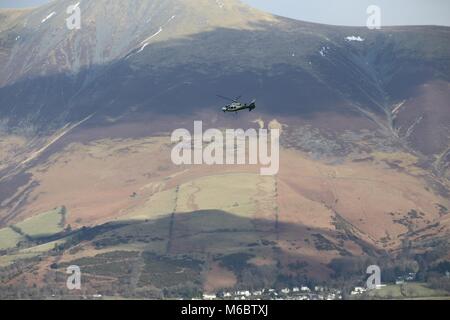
[177,173,274,217]
[0,227,24,250]
[365,283,449,299]
[120,188,177,221]
[14,207,66,238]
[0,239,66,267]
[122,173,275,224]
[0,207,67,266]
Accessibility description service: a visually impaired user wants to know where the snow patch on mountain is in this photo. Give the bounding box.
[137,15,176,54]
[138,27,163,52]
[345,36,365,42]
[41,12,56,24]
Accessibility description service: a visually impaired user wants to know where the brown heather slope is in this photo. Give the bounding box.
[0,120,448,284]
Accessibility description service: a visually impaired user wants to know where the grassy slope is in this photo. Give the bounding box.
[14,207,65,238]
[0,227,24,250]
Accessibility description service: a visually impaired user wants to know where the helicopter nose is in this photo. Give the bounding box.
[222,107,227,111]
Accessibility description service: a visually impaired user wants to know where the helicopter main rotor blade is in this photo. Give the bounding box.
[216,95,239,103]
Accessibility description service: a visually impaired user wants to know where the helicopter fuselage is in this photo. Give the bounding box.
[222,101,256,113]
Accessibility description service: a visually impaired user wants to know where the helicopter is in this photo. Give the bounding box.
[217,95,256,113]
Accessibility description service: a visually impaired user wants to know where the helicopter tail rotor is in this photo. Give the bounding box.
[248,99,256,111]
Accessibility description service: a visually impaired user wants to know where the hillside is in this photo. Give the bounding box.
[0,0,449,298]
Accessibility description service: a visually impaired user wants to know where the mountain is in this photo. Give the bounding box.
[0,0,449,298]
[0,0,449,166]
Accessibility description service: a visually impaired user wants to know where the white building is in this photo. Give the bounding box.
[350,287,366,295]
[236,290,251,297]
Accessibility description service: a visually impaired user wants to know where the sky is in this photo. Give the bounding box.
[242,0,450,26]
[0,0,449,26]
[0,0,50,8]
